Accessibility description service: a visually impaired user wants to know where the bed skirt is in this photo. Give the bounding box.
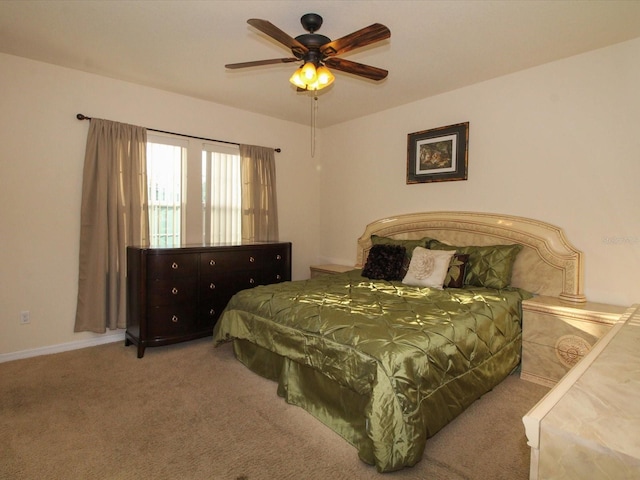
[232,339,375,463]
[230,336,521,472]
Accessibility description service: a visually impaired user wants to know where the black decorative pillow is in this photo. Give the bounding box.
[362,244,407,281]
[371,235,434,277]
[443,253,470,288]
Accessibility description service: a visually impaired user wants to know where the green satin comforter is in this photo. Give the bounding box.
[213,269,531,472]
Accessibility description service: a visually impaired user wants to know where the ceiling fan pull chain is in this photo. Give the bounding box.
[310,93,318,157]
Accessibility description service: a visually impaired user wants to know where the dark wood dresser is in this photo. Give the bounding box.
[126,242,291,358]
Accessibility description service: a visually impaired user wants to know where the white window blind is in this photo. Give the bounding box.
[202,143,242,244]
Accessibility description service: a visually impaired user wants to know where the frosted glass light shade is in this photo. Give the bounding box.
[289,63,334,91]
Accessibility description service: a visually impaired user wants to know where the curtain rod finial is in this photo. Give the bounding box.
[76,113,90,120]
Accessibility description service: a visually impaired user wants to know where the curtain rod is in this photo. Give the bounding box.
[76,114,281,153]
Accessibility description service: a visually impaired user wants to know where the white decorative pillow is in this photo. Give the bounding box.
[402,247,457,289]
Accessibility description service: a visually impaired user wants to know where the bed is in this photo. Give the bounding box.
[213,211,585,472]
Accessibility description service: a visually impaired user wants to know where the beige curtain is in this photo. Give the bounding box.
[240,144,279,242]
[74,119,149,333]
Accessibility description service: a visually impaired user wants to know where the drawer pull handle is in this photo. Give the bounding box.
[209,283,216,290]
[249,256,255,263]
[171,287,179,295]
[209,309,216,316]
[209,259,216,266]
[276,254,282,260]
[171,262,179,269]
[249,278,255,284]
[171,315,179,323]
[276,274,281,280]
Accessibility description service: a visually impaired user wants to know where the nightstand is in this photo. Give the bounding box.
[520,295,626,386]
[309,264,354,278]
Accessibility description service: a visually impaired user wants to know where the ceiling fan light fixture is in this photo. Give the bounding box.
[301,62,317,82]
[289,67,307,89]
[316,65,334,88]
[290,63,334,91]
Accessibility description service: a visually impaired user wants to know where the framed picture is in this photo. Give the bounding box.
[407,122,469,184]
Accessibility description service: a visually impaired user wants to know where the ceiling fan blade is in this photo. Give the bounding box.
[320,23,390,57]
[247,18,308,56]
[324,57,388,81]
[225,58,299,69]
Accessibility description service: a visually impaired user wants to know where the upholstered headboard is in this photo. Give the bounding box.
[356,211,585,303]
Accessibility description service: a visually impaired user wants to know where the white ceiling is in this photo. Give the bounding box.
[2,0,640,128]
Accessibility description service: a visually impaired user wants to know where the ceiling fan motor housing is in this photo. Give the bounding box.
[295,34,330,64]
[295,33,331,49]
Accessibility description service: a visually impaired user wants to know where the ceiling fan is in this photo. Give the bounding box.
[225,13,391,92]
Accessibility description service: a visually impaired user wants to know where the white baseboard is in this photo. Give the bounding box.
[0,331,126,363]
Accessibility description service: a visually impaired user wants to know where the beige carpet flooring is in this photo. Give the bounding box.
[0,337,549,480]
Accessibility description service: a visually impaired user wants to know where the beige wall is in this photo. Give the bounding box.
[319,38,640,307]
[2,37,639,358]
[0,53,321,356]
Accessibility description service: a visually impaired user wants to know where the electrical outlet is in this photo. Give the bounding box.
[20,311,30,324]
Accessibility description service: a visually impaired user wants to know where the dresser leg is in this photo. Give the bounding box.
[137,345,145,359]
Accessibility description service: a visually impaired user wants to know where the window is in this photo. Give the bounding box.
[146,135,241,247]
[146,137,186,247]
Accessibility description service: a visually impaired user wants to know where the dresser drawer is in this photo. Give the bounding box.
[147,277,197,306]
[199,299,229,325]
[147,253,198,278]
[201,270,261,297]
[259,246,290,270]
[147,304,198,338]
[201,250,259,271]
[201,246,290,273]
[260,267,287,285]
